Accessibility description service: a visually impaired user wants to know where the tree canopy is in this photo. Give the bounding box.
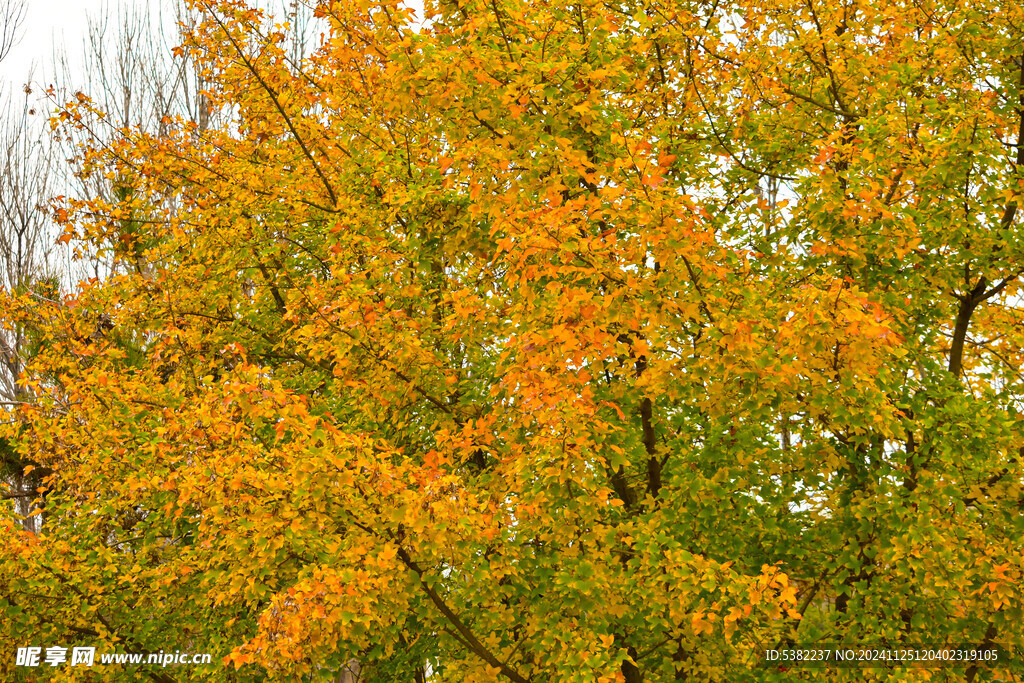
[2,0,1024,680]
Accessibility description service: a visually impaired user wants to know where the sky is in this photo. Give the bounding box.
[0,0,113,91]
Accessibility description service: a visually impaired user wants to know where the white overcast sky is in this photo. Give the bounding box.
[1,0,121,90]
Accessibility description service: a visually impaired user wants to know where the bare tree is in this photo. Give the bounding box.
[0,81,57,393]
[0,0,25,64]
[0,0,55,534]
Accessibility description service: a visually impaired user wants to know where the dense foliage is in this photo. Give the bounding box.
[2,0,1024,680]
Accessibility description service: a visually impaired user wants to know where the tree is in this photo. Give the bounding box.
[0,0,59,536]
[0,0,24,64]
[48,0,223,282]
[2,0,1023,681]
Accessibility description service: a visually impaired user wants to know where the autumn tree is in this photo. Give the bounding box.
[2,0,1024,681]
[46,0,224,283]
